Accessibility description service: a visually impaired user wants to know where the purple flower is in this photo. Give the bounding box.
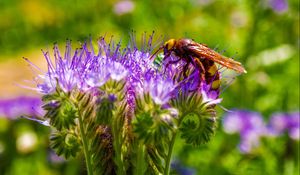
[142,77,175,105]
[267,112,299,140]
[269,0,288,13]
[223,110,266,153]
[26,34,224,123]
[23,34,233,173]
[288,112,300,140]
[224,110,299,153]
[48,150,65,163]
[24,40,130,95]
[239,129,262,153]
[109,61,128,81]
[223,110,265,133]
[201,82,222,105]
[0,96,43,119]
[24,35,169,107]
[267,113,289,135]
[85,70,110,88]
[25,41,124,94]
[113,0,135,15]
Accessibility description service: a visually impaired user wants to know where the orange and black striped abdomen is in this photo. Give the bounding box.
[201,59,220,91]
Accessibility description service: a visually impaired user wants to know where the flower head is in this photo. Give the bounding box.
[26,33,228,111]
[113,0,135,15]
[223,110,266,153]
[269,0,288,13]
[223,110,265,133]
[267,112,300,140]
[224,110,300,153]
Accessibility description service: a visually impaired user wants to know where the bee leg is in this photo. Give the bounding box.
[193,58,206,81]
[164,58,181,73]
[183,62,190,78]
[193,58,205,73]
[165,58,181,68]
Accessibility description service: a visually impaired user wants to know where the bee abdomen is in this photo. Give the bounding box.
[205,63,220,90]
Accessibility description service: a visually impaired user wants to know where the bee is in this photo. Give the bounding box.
[150,38,246,90]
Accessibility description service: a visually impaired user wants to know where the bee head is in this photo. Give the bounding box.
[163,39,176,55]
[150,39,176,60]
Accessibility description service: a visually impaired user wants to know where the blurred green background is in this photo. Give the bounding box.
[0,0,299,174]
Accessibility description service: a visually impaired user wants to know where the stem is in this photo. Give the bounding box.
[113,137,126,175]
[112,117,126,175]
[164,131,178,175]
[135,143,146,175]
[78,113,93,175]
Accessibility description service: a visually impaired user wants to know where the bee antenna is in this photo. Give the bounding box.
[149,46,163,60]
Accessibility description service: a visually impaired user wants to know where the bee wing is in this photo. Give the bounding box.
[187,43,247,73]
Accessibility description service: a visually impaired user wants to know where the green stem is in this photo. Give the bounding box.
[135,143,146,175]
[113,136,126,175]
[78,113,93,175]
[164,131,178,175]
[112,117,126,175]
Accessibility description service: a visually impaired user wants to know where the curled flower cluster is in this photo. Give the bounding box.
[223,110,299,153]
[25,34,224,175]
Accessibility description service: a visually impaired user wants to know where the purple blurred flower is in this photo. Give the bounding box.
[175,167,196,175]
[223,110,266,153]
[171,160,196,175]
[267,113,289,135]
[269,0,288,13]
[288,112,300,140]
[0,96,43,119]
[267,112,299,140]
[224,110,300,153]
[239,129,262,153]
[48,150,65,163]
[223,110,265,133]
[113,0,135,15]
